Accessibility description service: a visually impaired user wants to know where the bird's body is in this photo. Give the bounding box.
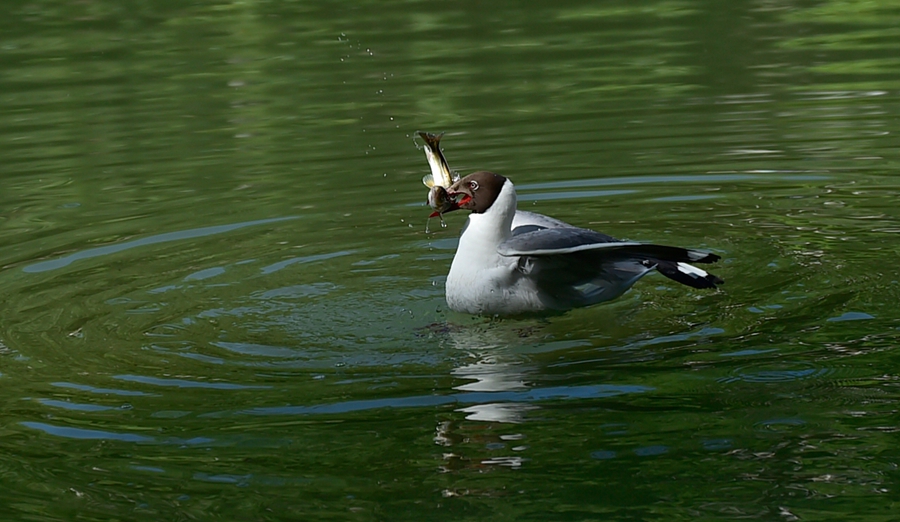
[441,172,722,316]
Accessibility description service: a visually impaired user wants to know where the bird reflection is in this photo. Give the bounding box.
[452,352,536,424]
[430,321,540,475]
[453,355,528,392]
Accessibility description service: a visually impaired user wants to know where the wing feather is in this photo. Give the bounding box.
[499,227,719,263]
[497,227,722,309]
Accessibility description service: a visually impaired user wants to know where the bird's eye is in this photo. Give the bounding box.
[469,181,479,191]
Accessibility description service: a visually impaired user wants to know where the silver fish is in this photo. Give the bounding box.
[418,131,459,190]
[418,132,463,232]
[425,185,454,233]
[427,185,456,215]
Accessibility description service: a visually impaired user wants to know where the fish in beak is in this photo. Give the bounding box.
[427,185,464,218]
[418,131,458,190]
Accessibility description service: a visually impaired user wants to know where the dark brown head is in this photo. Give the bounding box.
[445,171,508,214]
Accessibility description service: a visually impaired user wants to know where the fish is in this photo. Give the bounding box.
[418,131,463,232]
[418,131,459,190]
[428,185,456,215]
[425,185,454,233]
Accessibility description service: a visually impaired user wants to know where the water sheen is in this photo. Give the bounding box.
[2,0,900,520]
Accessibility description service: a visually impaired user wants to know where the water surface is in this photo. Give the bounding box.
[2,0,900,520]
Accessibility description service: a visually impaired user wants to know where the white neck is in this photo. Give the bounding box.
[459,179,517,249]
[445,179,523,314]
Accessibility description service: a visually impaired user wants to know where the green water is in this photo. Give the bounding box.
[2,0,900,520]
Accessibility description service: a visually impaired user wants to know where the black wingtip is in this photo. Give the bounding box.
[655,260,723,290]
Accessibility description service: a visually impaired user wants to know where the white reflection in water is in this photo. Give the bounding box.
[452,356,528,392]
[446,324,535,423]
[457,402,537,424]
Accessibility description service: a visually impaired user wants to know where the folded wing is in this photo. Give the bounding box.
[499,226,722,309]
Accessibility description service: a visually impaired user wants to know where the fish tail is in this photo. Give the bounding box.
[417,131,444,152]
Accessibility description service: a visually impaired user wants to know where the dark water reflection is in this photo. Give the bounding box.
[2,0,900,520]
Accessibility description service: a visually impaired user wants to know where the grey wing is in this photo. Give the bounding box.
[498,227,722,309]
[511,210,575,231]
[499,227,718,263]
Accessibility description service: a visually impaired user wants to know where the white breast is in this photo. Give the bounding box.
[445,180,547,314]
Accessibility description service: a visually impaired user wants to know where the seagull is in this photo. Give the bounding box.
[437,171,723,315]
